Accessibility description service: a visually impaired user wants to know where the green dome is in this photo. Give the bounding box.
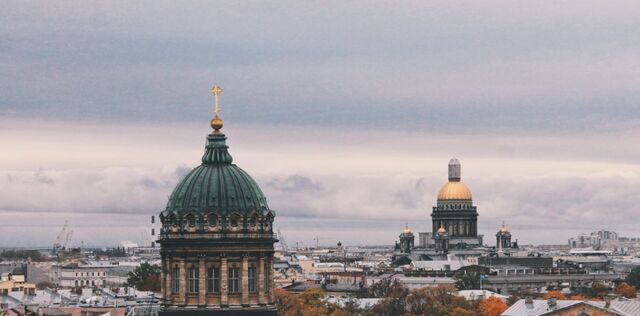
[162,132,271,216]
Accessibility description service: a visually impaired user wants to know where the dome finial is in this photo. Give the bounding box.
[210,84,224,132]
[448,157,461,182]
[403,223,412,234]
[500,221,509,233]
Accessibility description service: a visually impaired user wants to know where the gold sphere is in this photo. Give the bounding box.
[211,117,224,131]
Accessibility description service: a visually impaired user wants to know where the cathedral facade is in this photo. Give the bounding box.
[430,158,482,247]
[158,86,277,315]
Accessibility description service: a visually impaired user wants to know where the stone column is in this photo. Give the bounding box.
[165,259,172,305]
[221,256,228,306]
[241,255,249,305]
[258,255,266,304]
[266,255,274,303]
[161,258,167,303]
[199,257,206,305]
[180,259,187,305]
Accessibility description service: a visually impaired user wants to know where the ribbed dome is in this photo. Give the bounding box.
[162,132,271,216]
[437,181,472,201]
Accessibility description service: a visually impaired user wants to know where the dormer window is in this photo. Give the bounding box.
[208,214,217,227]
[186,214,196,227]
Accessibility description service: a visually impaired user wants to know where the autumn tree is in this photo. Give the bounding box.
[479,297,508,316]
[569,294,587,300]
[450,307,476,316]
[543,290,567,300]
[405,288,434,315]
[615,282,637,298]
[126,262,161,292]
[299,288,330,315]
[274,288,299,315]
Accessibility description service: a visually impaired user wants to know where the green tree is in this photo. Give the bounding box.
[0,249,43,261]
[370,280,409,315]
[626,267,640,288]
[454,272,480,290]
[127,262,161,292]
[368,278,406,298]
[590,281,609,298]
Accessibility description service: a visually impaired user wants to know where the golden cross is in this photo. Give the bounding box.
[211,85,223,117]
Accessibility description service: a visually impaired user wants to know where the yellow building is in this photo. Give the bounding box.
[0,279,36,296]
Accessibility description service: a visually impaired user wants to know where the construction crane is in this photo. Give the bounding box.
[277,229,290,254]
[53,221,69,254]
[63,229,74,249]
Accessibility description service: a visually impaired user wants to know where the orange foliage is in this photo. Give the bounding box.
[615,282,638,298]
[274,288,330,316]
[450,306,476,316]
[569,294,587,300]
[478,296,508,316]
[543,291,567,300]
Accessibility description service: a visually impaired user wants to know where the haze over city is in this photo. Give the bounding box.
[2,1,640,247]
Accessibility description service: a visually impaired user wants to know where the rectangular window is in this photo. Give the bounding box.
[248,267,257,293]
[188,266,199,293]
[228,268,239,293]
[173,267,180,293]
[207,267,220,293]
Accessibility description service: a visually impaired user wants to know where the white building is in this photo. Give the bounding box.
[51,264,114,288]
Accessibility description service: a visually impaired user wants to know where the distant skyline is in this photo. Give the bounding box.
[1,1,640,247]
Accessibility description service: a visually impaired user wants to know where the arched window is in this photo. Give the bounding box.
[188,266,199,293]
[249,215,258,227]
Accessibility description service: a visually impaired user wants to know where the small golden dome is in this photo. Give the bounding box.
[403,224,412,234]
[437,225,447,235]
[500,223,509,233]
[211,116,224,131]
[437,181,472,200]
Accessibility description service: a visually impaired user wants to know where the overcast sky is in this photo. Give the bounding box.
[1,1,640,247]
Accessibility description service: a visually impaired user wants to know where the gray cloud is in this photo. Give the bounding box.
[1,1,640,133]
[265,175,323,193]
[0,164,639,246]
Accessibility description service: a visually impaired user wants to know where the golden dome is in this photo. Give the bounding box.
[403,224,412,234]
[437,225,447,235]
[499,222,509,233]
[437,181,472,201]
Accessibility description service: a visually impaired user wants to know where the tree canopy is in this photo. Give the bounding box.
[126,262,161,292]
[626,266,640,288]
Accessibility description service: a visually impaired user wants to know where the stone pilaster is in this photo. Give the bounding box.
[161,259,166,303]
[180,259,187,305]
[241,254,249,305]
[221,256,228,306]
[199,257,206,305]
[267,255,274,303]
[164,259,172,305]
[258,255,266,304]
